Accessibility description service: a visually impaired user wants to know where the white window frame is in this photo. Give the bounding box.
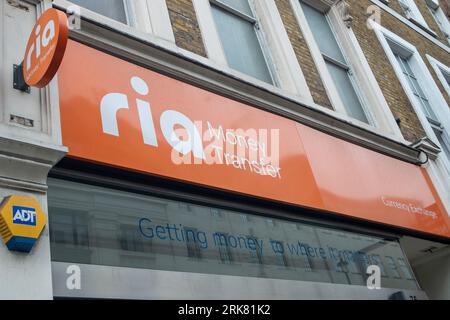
[426,0,450,45]
[209,0,279,86]
[290,0,403,137]
[371,21,450,213]
[427,55,450,99]
[398,0,430,29]
[192,0,314,103]
[61,0,175,43]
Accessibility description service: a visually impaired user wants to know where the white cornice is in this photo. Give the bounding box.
[0,135,67,193]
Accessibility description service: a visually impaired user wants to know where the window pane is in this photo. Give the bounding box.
[385,256,401,278]
[48,178,420,290]
[410,77,427,99]
[326,61,369,123]
[399,56,414,76]
[217,0,253,17]
[401,57,416,77]
[421,98,439,121]
[300,2,346,65]
[434,128,450,161]
[395,54,439,121]
[443,71,450,87]
[211,5,273,84]
[395,55,409,75]
[70,0,127,24]
[397,258,414,280]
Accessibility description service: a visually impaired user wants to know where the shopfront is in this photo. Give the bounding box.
[42,36,450,299]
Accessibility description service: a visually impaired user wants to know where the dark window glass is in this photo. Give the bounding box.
[48,179,419,290]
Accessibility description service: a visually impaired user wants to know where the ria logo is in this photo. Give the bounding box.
[23,8,69,88]
[101,76,205,160]
[25,18,56,74]
[12,206,37,226]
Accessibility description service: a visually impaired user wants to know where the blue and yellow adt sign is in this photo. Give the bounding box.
[0,195,47,253]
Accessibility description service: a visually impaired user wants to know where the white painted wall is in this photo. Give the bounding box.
[0,0,66,299]
[0,190,53,300]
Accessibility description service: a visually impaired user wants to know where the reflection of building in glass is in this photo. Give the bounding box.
[48,179,420,291]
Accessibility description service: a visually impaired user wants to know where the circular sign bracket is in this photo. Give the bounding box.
[13,62,31,93]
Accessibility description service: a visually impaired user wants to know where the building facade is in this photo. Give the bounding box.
[0,0,449,299]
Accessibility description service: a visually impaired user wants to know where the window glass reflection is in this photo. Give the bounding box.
[48,179,419,290]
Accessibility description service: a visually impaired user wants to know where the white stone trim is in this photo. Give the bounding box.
[191,0,228,65]
[427,1,450,45]
[0,0,67,300]
[60,0,175,43]
[371,21,450,213]
[192,0,313,101]
[290,0,347,115]
[370,0,450,53]
[141,0,175,42]
[427,54,450,99]
[251,0,313,102]
[290,0,400,134]
[327,3,405,139]
[398,0,430,29]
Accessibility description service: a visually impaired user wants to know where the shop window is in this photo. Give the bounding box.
[210,0,274,84]
[371,254,388,277]
[217,233,234,264]
[271,240,289,268]
[385,256,401,279]
[299,1,369,123]
[397,258,415,280]
[120,224,145,252]
[47,178,420,290]
[185,227,203,259]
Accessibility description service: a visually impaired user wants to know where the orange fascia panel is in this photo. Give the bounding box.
[296,124,450,238]
[57,40,450,238]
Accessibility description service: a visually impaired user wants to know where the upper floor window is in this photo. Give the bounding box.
[69,0,132,25]
[209,0,274,84]
[300,1,369,123]
[427,55,450,158]
[398,0,430,29]
[426,0,450,44]
[63,0,175,42]
[393,50,450,165]
[395,53,437,121]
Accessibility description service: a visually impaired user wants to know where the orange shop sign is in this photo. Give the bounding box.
[57,40,450,239]
[23,8,68,88]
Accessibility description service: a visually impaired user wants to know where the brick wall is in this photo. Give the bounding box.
[166,0,207,57]
[388,0,407,16]
[441,0,450,17]
[383,0,449,63]
[415,0,449,46]
[348,0,450,142]
[275,0,333,109]
[163,0,449,143]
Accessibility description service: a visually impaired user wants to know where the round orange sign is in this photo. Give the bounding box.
[23,8,69,88]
